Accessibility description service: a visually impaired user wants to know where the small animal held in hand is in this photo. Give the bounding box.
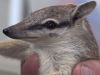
[0,1,99,75]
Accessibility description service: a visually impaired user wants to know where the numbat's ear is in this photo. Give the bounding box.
[72,1,96,22]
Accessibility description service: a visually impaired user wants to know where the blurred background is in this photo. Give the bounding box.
[0,0,100,75]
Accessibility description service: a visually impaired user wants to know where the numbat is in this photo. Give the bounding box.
[0,1,99,75]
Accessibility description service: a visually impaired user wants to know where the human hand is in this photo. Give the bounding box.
[72,60,100,75]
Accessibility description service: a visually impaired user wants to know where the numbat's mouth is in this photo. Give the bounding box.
[3,28,39,39]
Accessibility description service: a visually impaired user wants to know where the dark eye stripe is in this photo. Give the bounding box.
[57,21,70,28]
[42,21,58,30]
[28,21,70,30]
[27,24,43,30]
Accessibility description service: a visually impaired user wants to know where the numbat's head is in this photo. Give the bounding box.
[3,1,96,43]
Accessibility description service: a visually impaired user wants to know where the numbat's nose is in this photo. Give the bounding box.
[3,28,10,35]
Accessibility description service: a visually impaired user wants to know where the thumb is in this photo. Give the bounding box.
[72,60,100,75]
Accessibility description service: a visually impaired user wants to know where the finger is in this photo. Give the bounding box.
[72,60,100,75]
[21,52,40,75]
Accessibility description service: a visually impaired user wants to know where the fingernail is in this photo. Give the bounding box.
[81,64,96,75]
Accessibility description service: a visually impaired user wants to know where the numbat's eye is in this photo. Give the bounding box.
[43,20,58,30]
